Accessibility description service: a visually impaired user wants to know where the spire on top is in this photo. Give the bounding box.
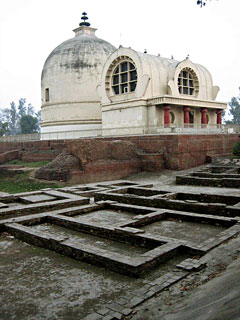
[79,12,91,27]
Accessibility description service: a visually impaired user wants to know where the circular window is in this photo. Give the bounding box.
[105,56,137,96]
[178,68,199,96]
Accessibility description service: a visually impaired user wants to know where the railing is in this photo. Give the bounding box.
[0,124,239,143]
[0,132,40,142]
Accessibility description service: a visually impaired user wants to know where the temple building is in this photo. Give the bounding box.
[41,13,227,139]
[41,13,116,138]
[99,47,226,135]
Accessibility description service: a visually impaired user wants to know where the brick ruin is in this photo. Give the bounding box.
[0,160,240,318]
[0,135,240,318]
[0,133,238,183]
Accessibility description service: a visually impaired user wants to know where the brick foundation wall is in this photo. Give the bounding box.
[0,140,64,164]
[117,134,239,170]
[0,134,239,182]
[70,159,142,184]
[0,150,20,164]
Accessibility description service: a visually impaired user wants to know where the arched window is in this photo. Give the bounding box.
[45,88,50,102]
[189,110,194,123]
[178,68,199,96]
[170,111,175,124]
[112,61,137,95]
[206,114,209,124]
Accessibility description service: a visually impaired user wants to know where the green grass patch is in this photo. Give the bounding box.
[233,141,240,156]
[6,160,50,168]
[0,171,61,194]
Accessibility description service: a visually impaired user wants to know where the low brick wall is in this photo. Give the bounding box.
[66,134,239,171]
[0,140,64,163]
[124,134,239,170]
[0,134,239,182]
[0,150,20,164]
[69,159,142,184]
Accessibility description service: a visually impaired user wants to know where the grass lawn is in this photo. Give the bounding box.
[0,170,61,194]
[6,160,51,168]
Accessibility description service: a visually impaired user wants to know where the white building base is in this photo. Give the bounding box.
[40,123,102,140]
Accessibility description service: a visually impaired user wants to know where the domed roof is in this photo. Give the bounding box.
[41,25,116,81]
[44,36,115,67]
[40,14,116,133]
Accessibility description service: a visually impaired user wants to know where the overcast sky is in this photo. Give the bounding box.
[0,0,239,112]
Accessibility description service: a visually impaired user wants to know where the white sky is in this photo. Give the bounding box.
[0,0,239,112]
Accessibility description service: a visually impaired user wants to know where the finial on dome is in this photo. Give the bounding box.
[73,12,96,36]
[79,12,91,27]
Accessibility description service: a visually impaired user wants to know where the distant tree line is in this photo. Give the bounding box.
[225,89,240,125]
[0,98,40,136]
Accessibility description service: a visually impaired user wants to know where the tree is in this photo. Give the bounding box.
[0,108,10,123]
[225,89,240,125]
[197,0,218,7]
[0,98,40,135]
[9,102,18,135]
[36,110,41,132]
[197,0,206,7]
[18,98,27,118]
[0,121,9,136]
[19,115,38,134]
[27,103,35,116]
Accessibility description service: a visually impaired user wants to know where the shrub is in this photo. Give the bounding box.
[232,141,240,156]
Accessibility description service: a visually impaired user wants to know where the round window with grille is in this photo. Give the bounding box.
[178,68,199,96]
[105,56,137,96]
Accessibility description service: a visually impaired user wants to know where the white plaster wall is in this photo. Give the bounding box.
[207,109,218,125]
[41,70,102,103]
[155,107,164,126]
[169,106,184,125]
[102,105,147,129]
[41,123,102,140]
[148,105,157,127]
[41,102,101,125]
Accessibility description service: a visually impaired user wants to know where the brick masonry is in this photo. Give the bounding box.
[0,134,239,183]
[0,179,240,319]
[1,188,239,319]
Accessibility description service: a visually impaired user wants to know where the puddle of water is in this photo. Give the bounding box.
[30,223,148,257]
[71,209,135,226]
[143,219,225,244]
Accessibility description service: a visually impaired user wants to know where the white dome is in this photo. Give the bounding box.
[41,20,116,136]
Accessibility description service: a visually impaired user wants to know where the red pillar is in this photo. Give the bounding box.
[163,106,171,127]
[201,108,208,125]
[216,109,222,125]
[183,107,190,127]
